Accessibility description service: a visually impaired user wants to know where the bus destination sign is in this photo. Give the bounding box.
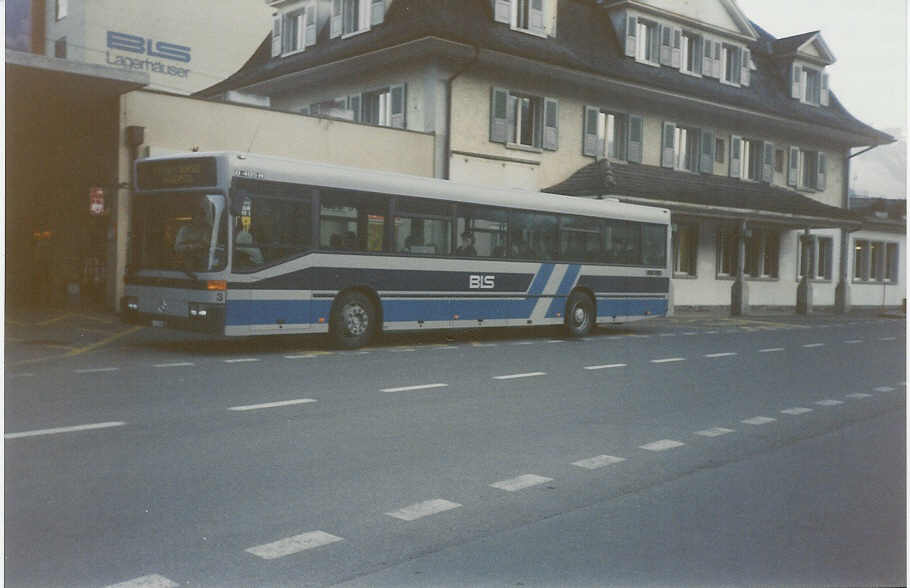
[136,158,218,190]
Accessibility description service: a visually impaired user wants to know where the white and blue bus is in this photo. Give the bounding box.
[123,152,670,347]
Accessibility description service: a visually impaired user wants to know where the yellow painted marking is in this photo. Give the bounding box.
[8,326,144,367]
[35,313,73,326]
[75,313,116,324]
[5,320,27,327]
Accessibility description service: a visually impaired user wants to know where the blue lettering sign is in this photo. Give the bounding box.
[107,31,191,63]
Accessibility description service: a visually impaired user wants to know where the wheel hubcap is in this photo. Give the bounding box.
[342,303,368,336]
[573,304,588,328]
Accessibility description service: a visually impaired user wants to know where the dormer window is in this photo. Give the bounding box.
[272,1,316,57]
[624,16,659,65]
[791,63,830,106]
[722,43,740,84]
[493,0,548,37]
[329,0,384,39]
[679,31,702,75]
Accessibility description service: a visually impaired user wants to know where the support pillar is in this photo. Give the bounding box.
[731,220,749,316]
[835,228,851,313]
[796,228,814,314]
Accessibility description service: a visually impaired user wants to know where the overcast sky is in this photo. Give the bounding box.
[737,0,907,137]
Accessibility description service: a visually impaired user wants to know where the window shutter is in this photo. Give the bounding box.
[625,15,637,58]
[741,48,750,86]
[702,38,713,78]
[529,0,545,35]
[627,115,643,163]
[788,146,799,187]
[791,63,802,99]
[713,41,722,78]
[347,94,362,122]
[729,135,742,178]
[494,0,511,24]
[389,83,406,129]
[816,152,826,190]
[820,73,830,106]
[661,121,676,168]
[305,5,317,47]
[671,28,681,68]
[371,0,385,26]
[700,128,715,173]
[762,142,774,183]
[272,14,282,57]
[490,87,509,144]
[542,97,558,151]
[583,106,601,158]
[331,0,342,38]
[660,25,672,66]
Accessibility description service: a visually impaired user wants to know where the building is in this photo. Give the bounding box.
[199,0,901,312]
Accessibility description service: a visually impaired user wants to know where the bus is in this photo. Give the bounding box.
[123,152,670,348]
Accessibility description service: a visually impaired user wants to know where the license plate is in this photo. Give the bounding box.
[152,320,166,328]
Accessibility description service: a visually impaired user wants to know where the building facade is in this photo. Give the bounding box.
[200,0,901,311]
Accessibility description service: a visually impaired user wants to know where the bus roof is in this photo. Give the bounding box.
[139,151,670,225]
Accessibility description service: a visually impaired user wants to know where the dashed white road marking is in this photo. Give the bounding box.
[512,341,536,345]
[704,330,719,335]
[572,455,626,469]
[490,474,554,491]
[228,399,317,411]
[381,383,448,393]
[844,340,863,344]
[874,386,896,393]
[758,348,785,353]
[781,407,813,415]
[704,352,738,358]
[8,372,35,378]
[879,336,897,341]
[629,334,650,339]
[640,439,685,451]
[695,427,735,437]
[741,417,776,425]
[6,421,127,440]
[390,348,416,353]
[650,357,685,364]
[682,331,698,336]
[284,352,334,359]
[105,574,179,588]
[816,399,844,406]
[659,333,676,337]
[223,358,259,364]
[75,367,119,374]
[386,499,462,521]
[584,363,627,370]
[802,343,825,348]
[846,393,872,399]
[154,362,195,368]
[547,339,567,343]
[245,531,343,560]
[472,343,497,347]
[493,371,547,380]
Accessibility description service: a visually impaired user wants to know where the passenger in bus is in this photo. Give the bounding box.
[175,203,212,257]
[341,231,358,250]
[511,239,534,258]
[402,234,416,253]
[456,231,477,256]
[234,231,264,268]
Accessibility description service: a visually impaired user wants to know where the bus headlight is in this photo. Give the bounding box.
[188,303,210,319]
[123,296,139,312]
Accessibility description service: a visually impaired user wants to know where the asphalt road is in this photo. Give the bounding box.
[4,315,906,587]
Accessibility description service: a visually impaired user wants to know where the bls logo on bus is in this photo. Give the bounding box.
[469,275,495,289]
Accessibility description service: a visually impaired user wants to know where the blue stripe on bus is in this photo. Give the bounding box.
[225,299,311,326]
[545,264,582,318]
[597,298,668,317]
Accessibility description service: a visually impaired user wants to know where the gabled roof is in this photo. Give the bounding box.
[545,159,861,226]
[200,0,890,146]
[771,31,836,64]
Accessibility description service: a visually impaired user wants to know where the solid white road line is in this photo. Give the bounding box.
[640,439,685,451]
[802,343,825,348]
[493,371,547,380]
[704,352,738,358]
[490,474,553,492]
[650,357,685,364]
[572,455,626,469]
[284,352,333,359]
[5,421,127,440]
[844,340,863,344]
[381,383,448,393]
[816,399,844,406]
[781,407,813,415]
[758,348,785,353]
[584,363,627,370]
[223,358,259,363]
[741,417,776,425]
[694,427,735,437]
[228,399,317,411]
[245,531,343,560]
[385,499,462,521]
[105,574,179,588]
[846,393,872,399]
[75,367,119,374]
[547,339,567,343]
[874,386,896,393]
[154,362,195,368]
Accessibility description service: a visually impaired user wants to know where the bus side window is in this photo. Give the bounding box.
[393,197,452,256]
[320,189,387,252]
[457,205,507,258]
[604,220,642,265]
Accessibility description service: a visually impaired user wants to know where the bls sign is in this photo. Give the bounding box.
[468,275,495,289]
[107,31,191,63]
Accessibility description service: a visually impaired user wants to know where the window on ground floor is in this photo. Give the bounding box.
[853,239,898,282]
[798,235,833,280]
[672,223,698,276]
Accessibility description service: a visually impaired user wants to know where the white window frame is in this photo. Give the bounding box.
[798,235,834,281]
[738,138,762,181]
[721,43,741,86]
[744,228,779,279]
[362,87,392,127]
[673,126,699,172]
[511,0,547,37]
[798,149,818,190]
[854,239,900,283]
[635,18,660,66]
[679,31,702,76]
[594,111,628,160]
[282,6,306,55]
[802,66,822,105]
[509,93,542,149]
[672,222,698,277]
[342,0,371,38]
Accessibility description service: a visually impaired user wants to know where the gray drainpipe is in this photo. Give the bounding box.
[444,47,480,180]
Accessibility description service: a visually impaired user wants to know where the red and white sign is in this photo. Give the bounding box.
[89,186,104,216]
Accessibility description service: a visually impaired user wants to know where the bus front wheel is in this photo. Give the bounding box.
[566,291,594,338]
[330,291,376,349]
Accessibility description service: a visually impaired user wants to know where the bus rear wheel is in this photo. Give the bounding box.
[566,291,594,338]
[330,291,376,349]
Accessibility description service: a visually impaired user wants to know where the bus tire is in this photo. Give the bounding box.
[565,291,594,338]
[330,291,376,349]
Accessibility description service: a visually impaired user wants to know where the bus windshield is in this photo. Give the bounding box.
[132,193,227,273]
